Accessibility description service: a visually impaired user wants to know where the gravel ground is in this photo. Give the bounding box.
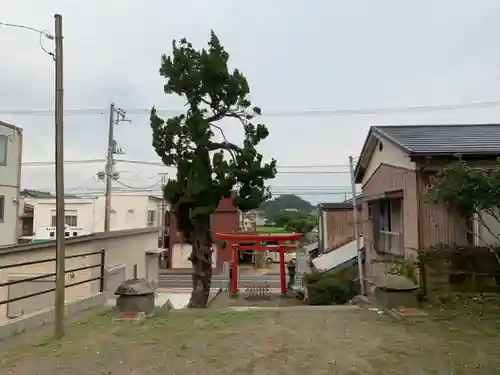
[0,307,499,374]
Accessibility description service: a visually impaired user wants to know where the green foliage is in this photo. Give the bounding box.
[388,259,417,283]
[419,244,500,294]
[304,271,357,305]
[150,31,277,242]
[426,159,500,218]
[418,244,500,274]
[273,211,316,234]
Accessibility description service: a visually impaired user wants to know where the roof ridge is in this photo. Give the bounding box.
[374,123,500,129]
[372,126,413,152]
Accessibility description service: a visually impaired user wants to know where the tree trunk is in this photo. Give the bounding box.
[188,216,212,308]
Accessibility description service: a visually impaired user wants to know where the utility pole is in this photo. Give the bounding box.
[349,156,365,295]
[104,103,115,233]
[158,173,168,268]
[159,173,168,248]
[103,104,128,232]
[54,13,66,340]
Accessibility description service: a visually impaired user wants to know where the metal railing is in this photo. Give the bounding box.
[0,249,105,306]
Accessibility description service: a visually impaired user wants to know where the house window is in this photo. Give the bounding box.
[0,195,4,222]
[148,210,156,226]
[0,135,7,166]
[373,198,403,255]
[51,214,78,227]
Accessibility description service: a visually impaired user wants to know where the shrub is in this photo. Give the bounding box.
[305,271,353,305]
[307,277,350,305]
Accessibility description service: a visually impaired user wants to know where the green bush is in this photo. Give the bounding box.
[305,272,352,305]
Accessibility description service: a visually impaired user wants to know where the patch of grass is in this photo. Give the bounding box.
[147,309,264,330]
[0,309,114,365]
[1,307,500,374]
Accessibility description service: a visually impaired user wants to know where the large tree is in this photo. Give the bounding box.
[150,32,277,307]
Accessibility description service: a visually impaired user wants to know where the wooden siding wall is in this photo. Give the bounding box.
[325,209,361,251]
[362,164,419,278]
[418,172,468,248]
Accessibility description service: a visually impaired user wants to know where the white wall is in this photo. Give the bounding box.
[362,136,415,186]
[92,195,162,232]
[24,198,96,237]
[0,122,22,247]
[171,243,217,268]
[25,194,165,236]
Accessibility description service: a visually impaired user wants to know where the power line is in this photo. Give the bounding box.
[3,99,500,117]
[57,185,356,195]
[21,158,353,170]
[22,158,106,166]
[114,179,161,190]
[65,176,96,192]
[70,190,353,196]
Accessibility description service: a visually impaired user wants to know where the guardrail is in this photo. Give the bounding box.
[0,249,105,306]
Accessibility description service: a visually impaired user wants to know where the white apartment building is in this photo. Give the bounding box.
[22,192,165,239]
[0,121,23,247]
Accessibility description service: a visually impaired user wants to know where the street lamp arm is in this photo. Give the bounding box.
[0,21,55,59]
[0,21,54,39]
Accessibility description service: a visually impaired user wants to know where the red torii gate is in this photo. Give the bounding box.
[215,232,302,296]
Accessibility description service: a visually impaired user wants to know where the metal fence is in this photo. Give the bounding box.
[0,249,105,306]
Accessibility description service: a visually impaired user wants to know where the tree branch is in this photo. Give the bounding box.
[207,141,243,154]
[209,123,237,162]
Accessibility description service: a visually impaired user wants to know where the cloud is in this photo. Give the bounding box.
[2,0,500,204]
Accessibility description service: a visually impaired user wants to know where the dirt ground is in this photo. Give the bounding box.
[0,307,499,375]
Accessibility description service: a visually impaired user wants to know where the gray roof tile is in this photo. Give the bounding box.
[374,123,500,155]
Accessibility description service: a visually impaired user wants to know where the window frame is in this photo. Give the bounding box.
[373,198,403,255]
[0,195,4,222]
[51,214,78,227]
[0,135,7,166]
[147,210,156,226]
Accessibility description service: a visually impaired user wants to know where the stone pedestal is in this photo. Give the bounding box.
[373,274,420,309]
[115,278,155,315]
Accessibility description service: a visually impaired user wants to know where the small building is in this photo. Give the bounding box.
[21,191,164,241]
[317,198,362,255]
[167,193,240,271]
[354,123,500,282]
[0,120,23,247]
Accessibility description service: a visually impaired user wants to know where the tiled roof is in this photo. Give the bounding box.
[317,202,353,211]
[20,189,80,199]
[21,189,53,198]
[373,123,500,155]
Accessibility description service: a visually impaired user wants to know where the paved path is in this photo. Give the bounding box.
[159,272,284,289]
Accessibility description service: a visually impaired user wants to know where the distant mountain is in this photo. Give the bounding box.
[259,194,315,219]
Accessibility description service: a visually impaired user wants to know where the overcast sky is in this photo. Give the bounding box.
[2,0,500,204]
